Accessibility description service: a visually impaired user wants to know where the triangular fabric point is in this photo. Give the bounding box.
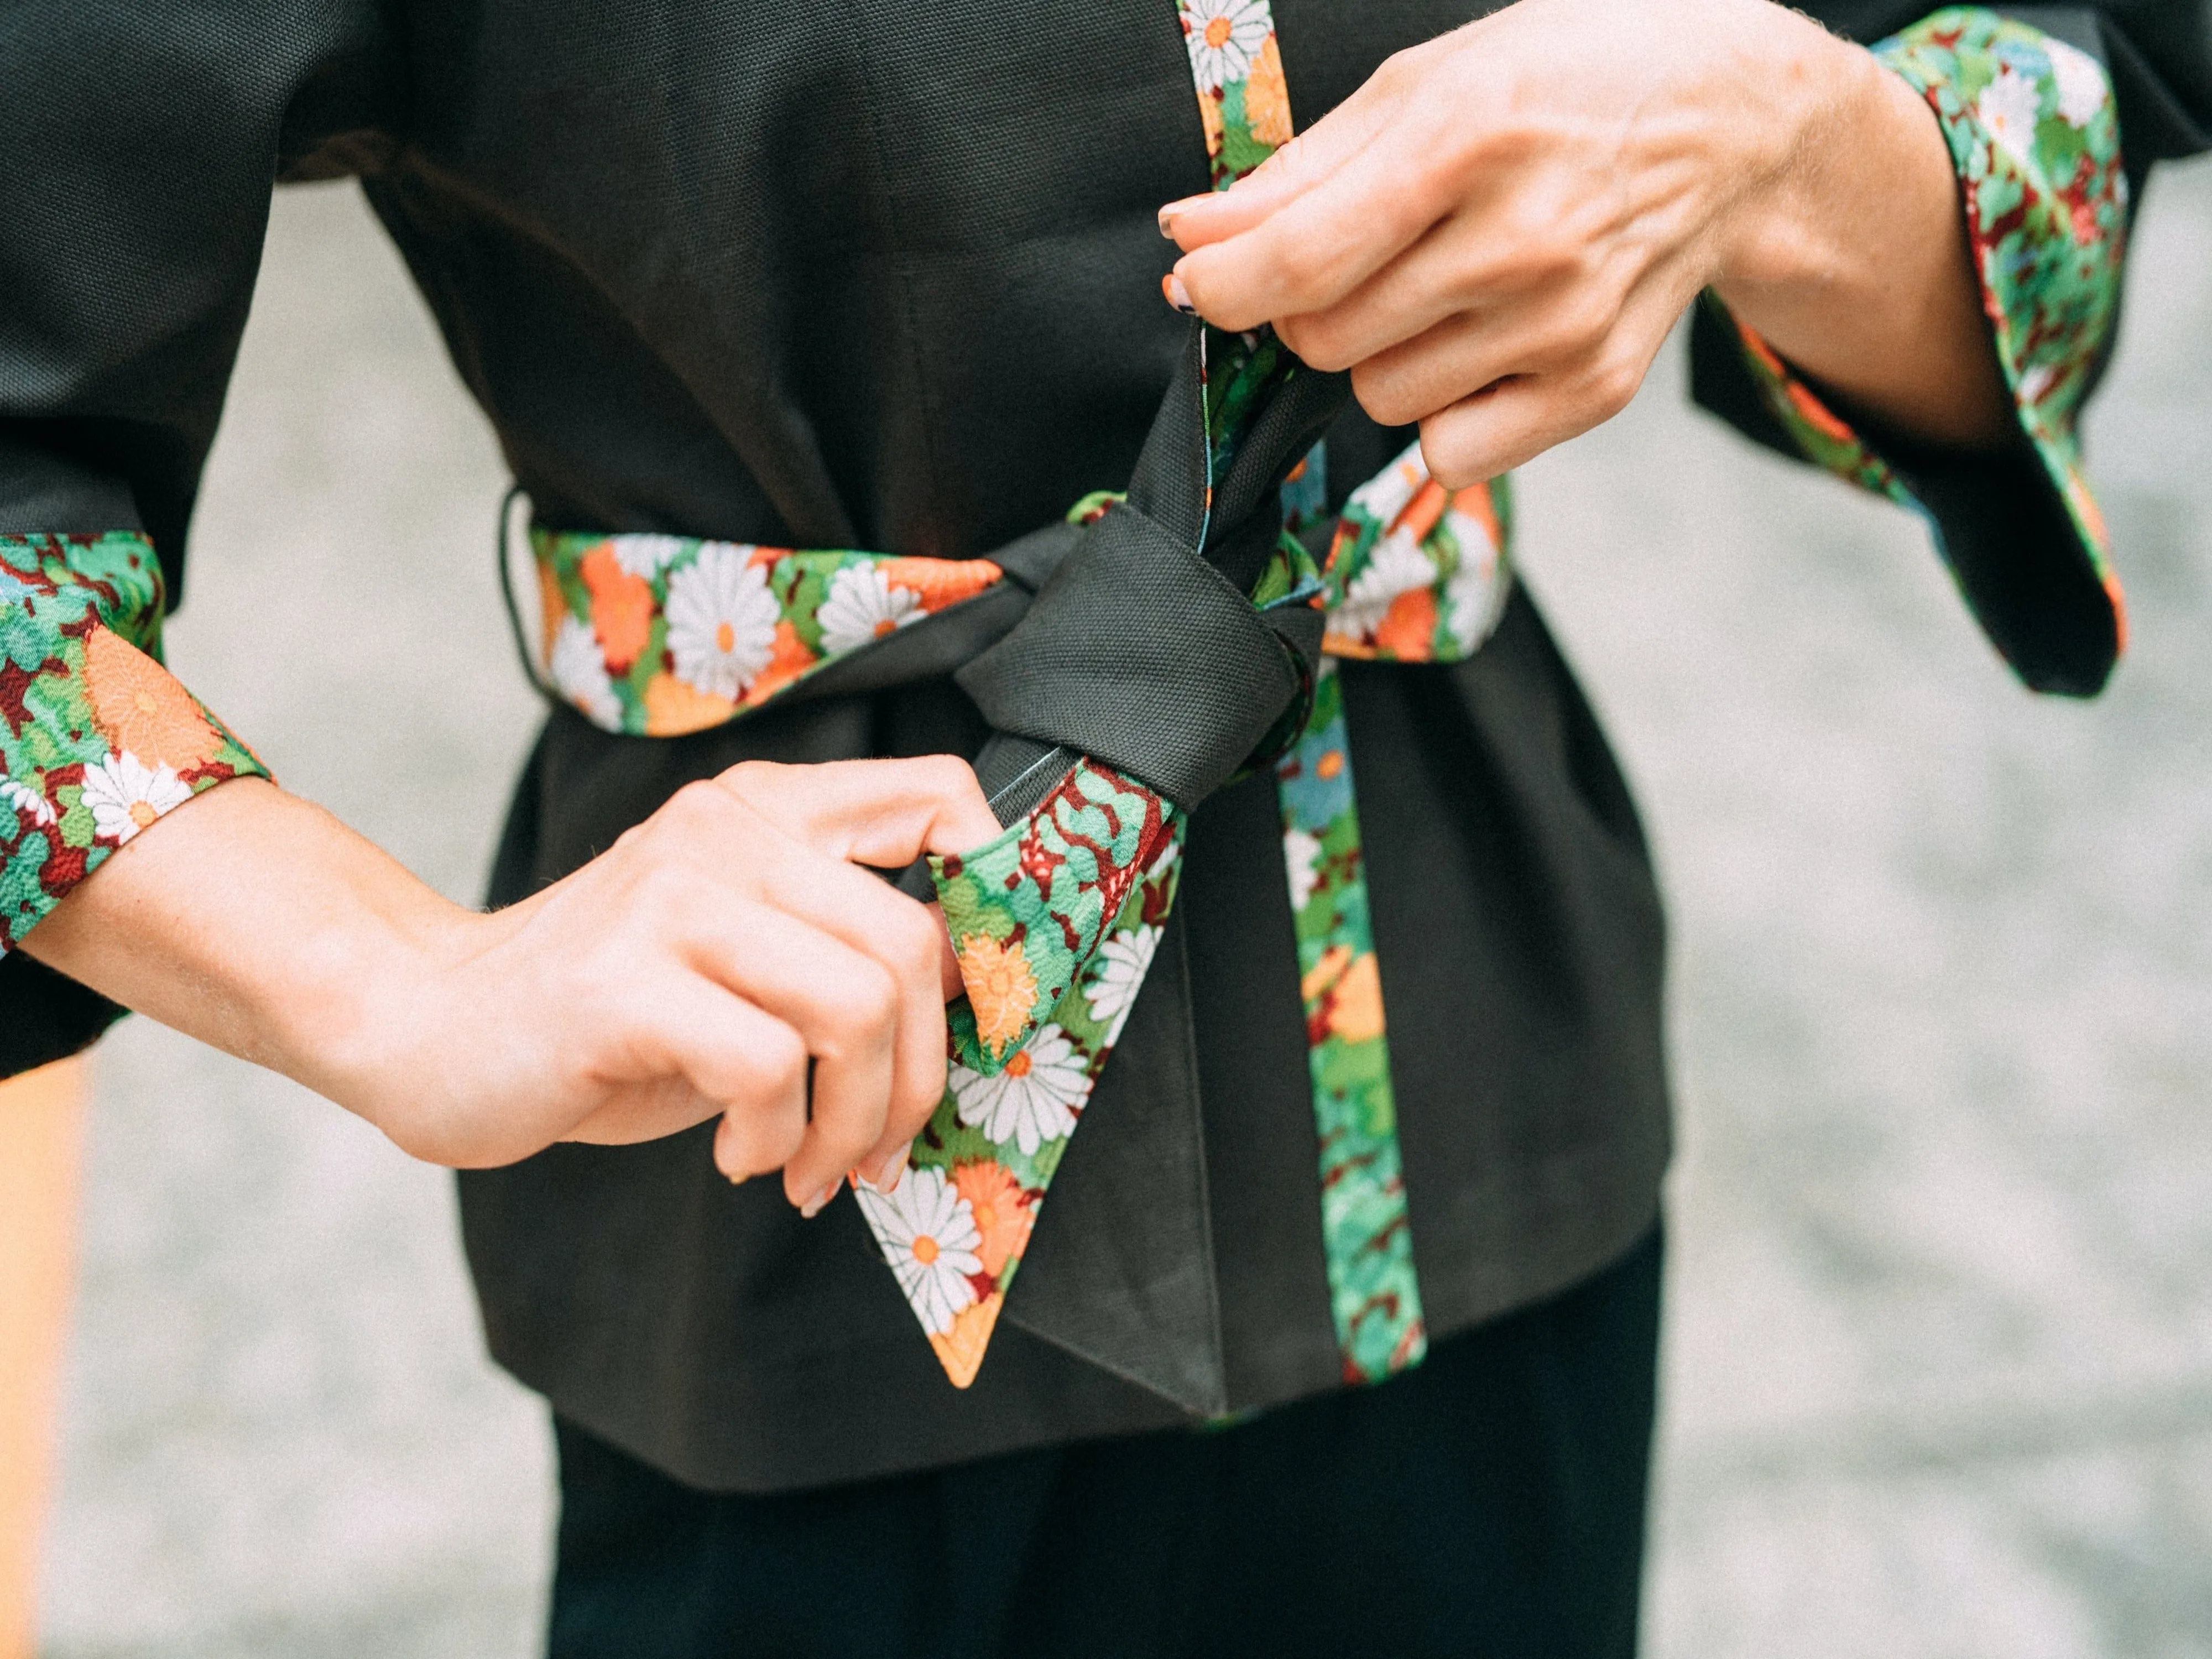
[929,1291,1004,1389]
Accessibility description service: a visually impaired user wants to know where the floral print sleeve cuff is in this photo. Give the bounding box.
[1720,8,2128,691]
[1,532,267,952]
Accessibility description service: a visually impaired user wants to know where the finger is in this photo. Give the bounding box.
[746,854,950,1159]
[680,896,904,1211]
[1280,192,1615,376]
[563,975,808,1175]
[1172,140,1451,332]
[1158,64,1410,248]
[561,1075,719,1149]
[662,776,962,1164]
[1413,358,1632,488]
[1172,71,1504,333]
[1413,273,1681,483]
[716,756,1000,867]
[1346,286,1614,430]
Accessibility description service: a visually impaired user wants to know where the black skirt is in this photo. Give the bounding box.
[546,1224,1662,1659]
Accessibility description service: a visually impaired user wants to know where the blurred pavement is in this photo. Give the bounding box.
[35,165,2212,1655]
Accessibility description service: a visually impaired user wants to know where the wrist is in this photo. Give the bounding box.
[1709,15,1891,295]
[269,871,501,1146]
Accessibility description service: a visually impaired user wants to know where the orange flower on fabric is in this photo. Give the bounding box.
[1326,951,1386,1045]
[641,671,735,735]
[959,933,1040,1059]
[579,544,654,671]
[952,1160,1036,1279]
[538,560,572,658]
[1300,942,1352,1005]
[1245,33,1294,147]
[1373,586,1437,660]
[737,620,818,709]
[877,557,1004,613]
[928,1291,1004,1390]
[82,625,221,771]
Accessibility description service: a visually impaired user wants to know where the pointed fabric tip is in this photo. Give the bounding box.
[854,795,1188,1392]
[930,1292,1004,1389]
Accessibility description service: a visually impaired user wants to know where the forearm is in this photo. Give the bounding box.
[15,752,998,1198]
[1709,13,2013,451]
[18,779,478,1128]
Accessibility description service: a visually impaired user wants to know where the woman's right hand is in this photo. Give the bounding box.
[21,757,999,1213]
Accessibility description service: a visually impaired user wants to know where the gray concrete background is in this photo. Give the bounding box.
[34,164,2212,1653]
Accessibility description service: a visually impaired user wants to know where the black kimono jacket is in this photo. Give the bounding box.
[2,0,2204,1490]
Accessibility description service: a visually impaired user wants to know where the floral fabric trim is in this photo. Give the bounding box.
[856,817,1183,1386]
[1177,0,1293,188]
[1725,7,2127,658]
[1274,660,1427,1380]
[531,531,1003,735]
[932,760,1181,1077]
[1182,0,1438,1389]
[0,533,266,953]
[1321,444,1512,661]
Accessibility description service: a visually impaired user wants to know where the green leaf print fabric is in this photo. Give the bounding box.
[0,533,267,954]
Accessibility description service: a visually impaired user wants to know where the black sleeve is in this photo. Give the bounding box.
[1688,3,2210,699]
[0,0,400,1076]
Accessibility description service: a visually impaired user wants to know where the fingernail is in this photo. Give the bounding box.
[1157,195,1207,238]
[854,1142,911,1194]
[1162,271,1197,315]
[800,1181,839,1220]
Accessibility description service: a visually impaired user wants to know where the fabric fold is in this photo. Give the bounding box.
[0,531,268,954]
[1710,7,2130,696]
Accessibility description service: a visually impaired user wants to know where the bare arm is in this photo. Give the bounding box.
[22,758,998,1211]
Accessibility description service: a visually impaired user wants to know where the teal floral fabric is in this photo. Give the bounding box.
[1724,7,2128,664]
[0,533,266,954]
[1274,661,1427,1379]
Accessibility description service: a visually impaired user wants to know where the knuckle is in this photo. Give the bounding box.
[659,780,732,840]
[1351,362,1418,429]
[718,759,779,796]
[847,961,899,1031]
[1555,289,1621,361]
[920,753,977,802]
[754,1024,808,1096]
[1272,243,1339,310]
[1587,352,1642,419]
[1289,315,1355,373]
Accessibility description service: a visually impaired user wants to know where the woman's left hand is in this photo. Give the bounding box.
[1160,0,2013,485]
